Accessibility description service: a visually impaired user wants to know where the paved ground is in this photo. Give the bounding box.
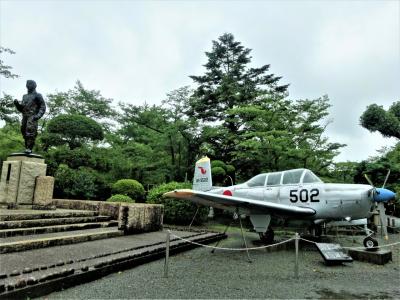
[43,229,400,299]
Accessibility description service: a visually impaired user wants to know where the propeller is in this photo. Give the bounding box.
[364,171,393,241]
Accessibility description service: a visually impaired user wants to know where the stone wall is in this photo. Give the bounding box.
[53,199,121,219]
[53,199,164,233]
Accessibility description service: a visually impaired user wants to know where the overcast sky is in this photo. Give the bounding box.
[1,0,399,162]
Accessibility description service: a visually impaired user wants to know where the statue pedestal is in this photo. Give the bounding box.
[0,153,51,208]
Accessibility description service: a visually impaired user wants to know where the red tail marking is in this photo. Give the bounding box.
[198,166,207,174]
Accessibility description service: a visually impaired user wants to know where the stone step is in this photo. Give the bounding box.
[0,227,123,254]
[0,221,119,238]
[0,209,98,221]
[0,230,226,298]
[0,216,112,230]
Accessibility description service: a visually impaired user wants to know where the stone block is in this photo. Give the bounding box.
[17,161,47,205]
[348,248,392,265]
[118,203,163,234]
[33,176,54,206]
[0,161,21,205]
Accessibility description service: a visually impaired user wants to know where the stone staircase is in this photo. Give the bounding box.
[0,209,121,254]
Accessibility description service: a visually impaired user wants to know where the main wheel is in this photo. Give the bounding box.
[363,236,378,251]
[259,228,274,244]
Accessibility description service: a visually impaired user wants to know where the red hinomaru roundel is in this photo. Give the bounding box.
[223,190,233,196]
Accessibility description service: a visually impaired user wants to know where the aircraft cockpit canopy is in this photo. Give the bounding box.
[245,169,322,187]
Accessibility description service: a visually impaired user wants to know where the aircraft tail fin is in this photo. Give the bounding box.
[193,156,212,191]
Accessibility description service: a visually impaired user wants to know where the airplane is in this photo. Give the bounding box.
[164,157,397,249]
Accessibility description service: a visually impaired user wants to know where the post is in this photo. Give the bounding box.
[294,232,299,278]
[164,230,171,278]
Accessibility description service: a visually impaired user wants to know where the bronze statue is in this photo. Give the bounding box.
[14,80,46,154]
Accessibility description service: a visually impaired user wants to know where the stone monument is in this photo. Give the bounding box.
[0,80,54,209]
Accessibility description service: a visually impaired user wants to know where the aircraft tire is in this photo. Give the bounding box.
[259,228,274,244]
[363,236,378,251]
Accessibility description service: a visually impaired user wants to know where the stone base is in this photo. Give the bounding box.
[0,154,47,206]
[118,204,163,234]
[348,248,392,265]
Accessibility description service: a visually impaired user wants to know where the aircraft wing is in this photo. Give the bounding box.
[163,189,316,217]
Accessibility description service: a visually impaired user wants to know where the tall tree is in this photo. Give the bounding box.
[189,33,289,160]
[360,101,400,139]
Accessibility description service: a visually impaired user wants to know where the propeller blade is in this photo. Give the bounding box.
[382,170,391,188]
[377,202,389,240]
[364,174,375,187]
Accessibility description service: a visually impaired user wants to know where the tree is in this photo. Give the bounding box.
[0,93,19,123]
[45,81,116,130]
[230,95,344,180]
[189,33,289,160]
[360,101,400,139]
[0,47,18,79]
[43,114,104,150]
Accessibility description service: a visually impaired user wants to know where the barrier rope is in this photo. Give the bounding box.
[299,237,400,250]
[168,231,294,251]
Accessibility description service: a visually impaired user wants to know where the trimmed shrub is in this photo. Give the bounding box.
[107,194,134,203]
[225,164,235,175]
[211,160,227,170]
[212,166,226,184]
[146,182,209,225]
[112,179,145,201]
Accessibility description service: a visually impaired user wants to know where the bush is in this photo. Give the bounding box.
[112,179,145,201]
[146,182,209,225]
[54,164,96,199]
[107,194,134,203]
[211,160,227,170]
[212,166,226,184]
[225,164,235,175]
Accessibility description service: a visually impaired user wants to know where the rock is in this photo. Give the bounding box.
[118,203,163,234]
[26,276,38,285]
[10,270,20,276]
[22,267,32,274]
[33,176,54,206]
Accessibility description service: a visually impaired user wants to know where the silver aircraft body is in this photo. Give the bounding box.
[164,157,396,245]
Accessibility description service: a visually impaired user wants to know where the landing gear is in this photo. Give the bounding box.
[363,236,378,251]
[259,228,274,244]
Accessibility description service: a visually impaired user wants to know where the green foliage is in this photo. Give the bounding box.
[212,166,226,184]
[54,164,97,199]
[360,101,400,139]
[211,160,227,170]
[189,33,289,161]
[107,194,134,203]
[0,47,18,79]
[0,123,23,166]
[146,182,208,225]
[45,114,104,149]
[230,95,345,180]
[226,164,235,175]
[45,80,116,129]
[112,179,145,201]
[0,94,19,123]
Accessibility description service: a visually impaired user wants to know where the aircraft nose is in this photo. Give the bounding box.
[374,188,396,203]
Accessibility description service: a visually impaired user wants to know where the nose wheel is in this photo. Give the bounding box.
[363,236,378,251]
[259,228,274,244]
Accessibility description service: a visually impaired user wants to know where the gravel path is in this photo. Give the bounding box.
[42,231,400,299]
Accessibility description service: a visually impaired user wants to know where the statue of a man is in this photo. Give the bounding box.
[14,80,46,154]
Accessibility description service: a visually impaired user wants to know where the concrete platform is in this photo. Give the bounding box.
[348,248,393,265]
[0,229,226,299]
